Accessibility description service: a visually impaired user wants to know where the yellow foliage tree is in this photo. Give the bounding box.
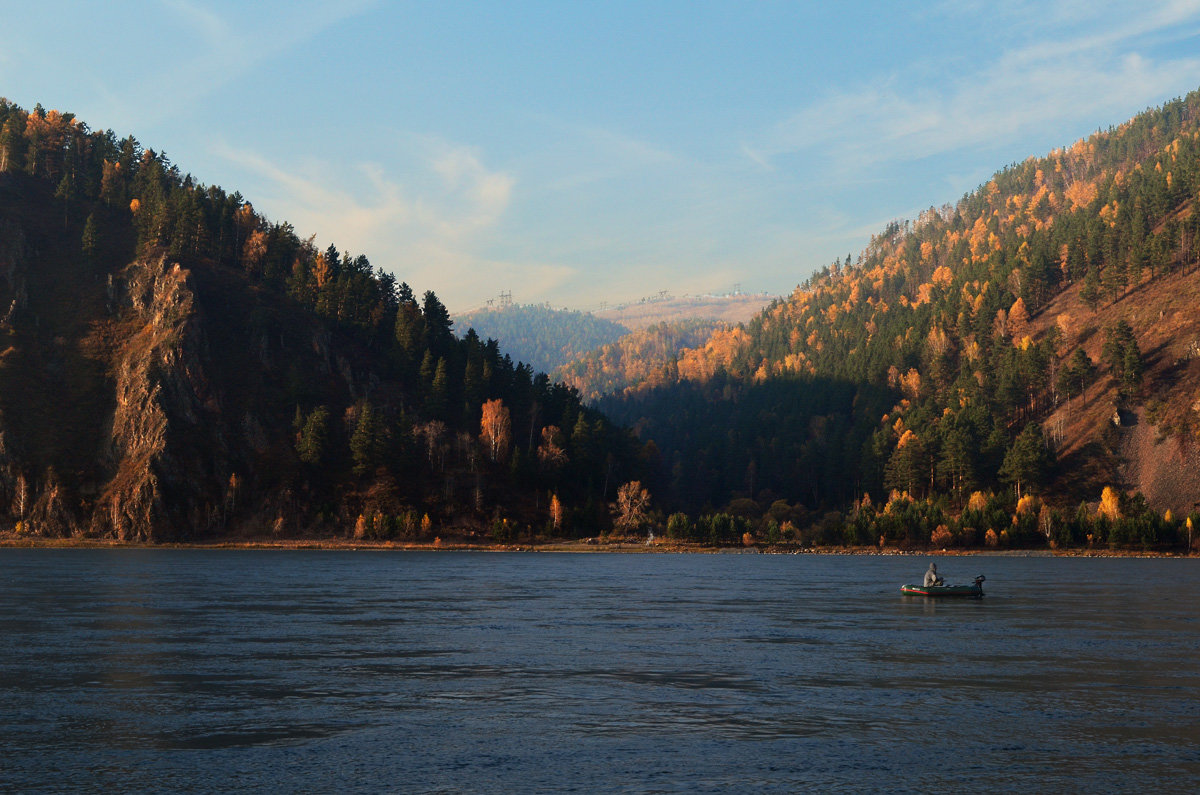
[1099,486,1122,521]
[550,493,564,532]
[243,229,268,275]
[312,252,331,289]
[1007,297,1030,339]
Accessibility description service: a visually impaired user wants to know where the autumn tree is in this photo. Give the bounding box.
[613,480,652,534]
[242,229,268,276]
[537,425,568,476]
[549,493,564,532]
[480,399,512,463]
[1098,486,1122,521]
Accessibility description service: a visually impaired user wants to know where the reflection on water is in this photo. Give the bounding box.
[2,550,1199,792]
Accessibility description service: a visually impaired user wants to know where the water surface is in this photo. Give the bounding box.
[2,551,1198,792]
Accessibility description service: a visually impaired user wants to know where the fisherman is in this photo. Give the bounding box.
[923,562,944,587]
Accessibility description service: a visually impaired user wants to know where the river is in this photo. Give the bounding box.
[2,550,1197,792]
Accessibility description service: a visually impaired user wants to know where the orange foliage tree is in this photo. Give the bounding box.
[480,399,512,462]
[613,481,652,534]
[549,493,564,532]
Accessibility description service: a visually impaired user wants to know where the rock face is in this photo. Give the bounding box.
[101,257,200,540]
[0,177,365,540]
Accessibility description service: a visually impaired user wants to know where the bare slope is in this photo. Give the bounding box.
[594,293,774,330]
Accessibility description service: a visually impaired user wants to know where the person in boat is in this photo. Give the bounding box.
[923,563,944,587]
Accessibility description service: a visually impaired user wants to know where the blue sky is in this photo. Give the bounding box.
[2,1,1200,312]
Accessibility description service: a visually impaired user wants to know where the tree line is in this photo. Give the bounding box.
[0,97,647,538]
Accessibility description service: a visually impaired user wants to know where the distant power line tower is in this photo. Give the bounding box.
[498,290,513,309]
[733,282,742,295]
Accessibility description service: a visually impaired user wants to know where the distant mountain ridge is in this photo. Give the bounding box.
[594,292,774,329]
[454,303,628,375]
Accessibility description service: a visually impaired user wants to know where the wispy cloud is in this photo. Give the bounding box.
[750,2,1200,171]
[109,0,380,127]
[213,135,532,308]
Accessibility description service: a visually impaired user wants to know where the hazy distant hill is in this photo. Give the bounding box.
[594,292,774,329]
[454,304,630,375]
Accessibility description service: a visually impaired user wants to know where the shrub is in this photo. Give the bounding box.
[930,525,953,548]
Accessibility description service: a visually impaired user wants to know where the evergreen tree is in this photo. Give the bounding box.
[1102,320,1142,390]
[81,213,99,265]
[350,402,382,476]
[428,358,450,418]
[296,406,329,466]
[422,290,453,355]
[999,423,1052,499]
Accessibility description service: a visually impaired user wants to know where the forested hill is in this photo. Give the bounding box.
[610,90,1200,536]
[553,319,726,403]
[454,304,629,375]
[0,98,644,541]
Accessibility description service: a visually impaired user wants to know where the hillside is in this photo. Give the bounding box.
[0,99,643,541]
[454,303,629,375]
[553,319,726,403]
[608,90,1200,544]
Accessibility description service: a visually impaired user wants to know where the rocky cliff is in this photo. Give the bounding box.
[0,175,381,540]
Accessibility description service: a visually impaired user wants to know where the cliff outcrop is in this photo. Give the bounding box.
[0,176,366,540]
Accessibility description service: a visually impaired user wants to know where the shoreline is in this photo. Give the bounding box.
[0,535,1190,557]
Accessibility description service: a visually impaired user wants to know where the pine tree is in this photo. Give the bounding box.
[81,213,99,265]
[999,423,1052,499]
[296,406,329,466]
[350,402,381,476]
[422,290,453,355]
[428,358,449,418]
